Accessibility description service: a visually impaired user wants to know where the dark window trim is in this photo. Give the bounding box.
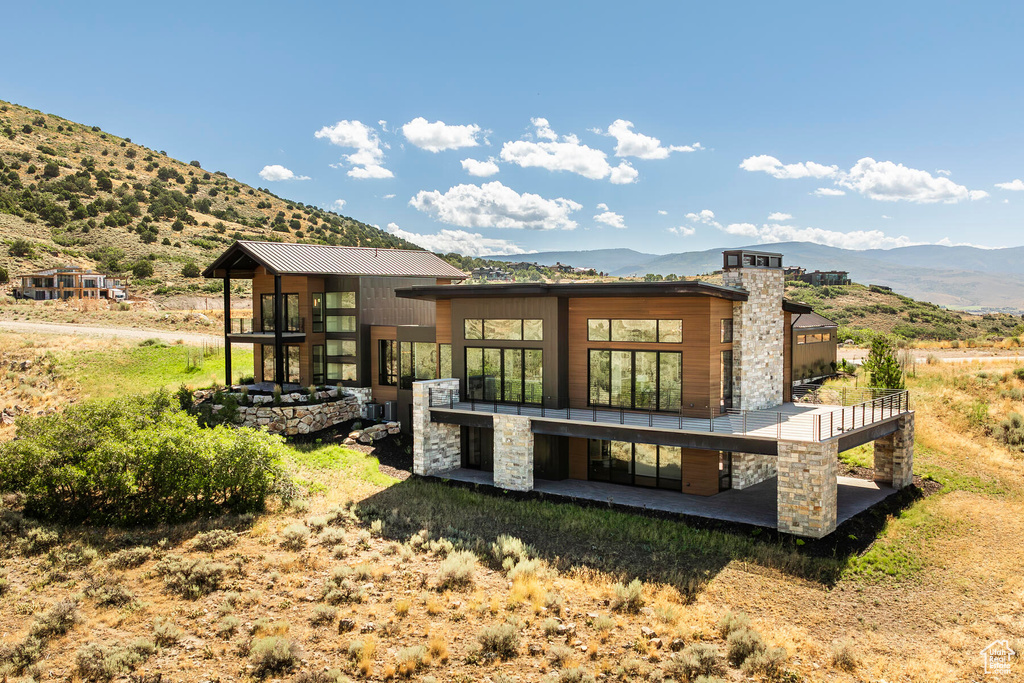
[312,344,325,385]
[378,339,398,386]
[586,348,682,412]
[464,346,543,406]
[721,318,733,344]
[312,292,325,333]
[586,439,684,489]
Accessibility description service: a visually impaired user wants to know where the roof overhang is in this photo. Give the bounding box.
[396,281,750,302]
[782,299,814,314]
[203,242,264,278]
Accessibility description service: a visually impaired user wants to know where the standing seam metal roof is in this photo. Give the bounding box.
[210,241,467,278]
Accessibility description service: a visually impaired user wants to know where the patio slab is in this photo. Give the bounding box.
[432,468,896,530]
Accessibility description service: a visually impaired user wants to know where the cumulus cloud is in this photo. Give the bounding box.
[668,226,696,236]
[740,155,838,179]
[460,157,500,177]
[314,120,393,179]
[767,212,792,221]
[402,117,483,152]
[596,203,609,211]
[594,210,626,229]
[409,181,582,231]
[258,164,309,181]
[658,209,668,215]
[331,199,346,211]
[996,179,1024,191]
[744,154,987,204]
[602,119,701,159]
[936,169,951,176]
[684,209,721,229]
[500,119,638,184]
[383,223,533,257]
[722,222,917,250]
[813,187,846,196]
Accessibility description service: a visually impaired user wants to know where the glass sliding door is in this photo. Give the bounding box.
[610,351,633,408]
[633,443,658,488]
[466,347,484,400]
[634,352,658,410]
[610,440,633,485]
[658,353,682,411]
[658,446,681,490]
[503,348,522,403]
[587,440,687,491]
[588,439,611,481]
[464,347,543,405]
[588,350,683,411]
[482,348,501,401]
[524,349,543,404]
[588,350,610,405]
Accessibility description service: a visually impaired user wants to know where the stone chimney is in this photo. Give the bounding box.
[721,250,785,410]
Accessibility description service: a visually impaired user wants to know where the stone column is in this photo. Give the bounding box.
[411,379,461,476]
[873,413,914,488]
[492,413,534,492]
[777,440,838,538]
[722,267,785,411]
[731,452,778,489]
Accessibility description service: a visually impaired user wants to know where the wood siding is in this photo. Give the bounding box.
[435,300,452,345]
[783,311,792,401]
[568,437,588,480]
[680,448,720,496]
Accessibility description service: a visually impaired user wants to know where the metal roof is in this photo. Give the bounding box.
[791,311,838,328]
[203,241,467,279]
[396,280,750,301]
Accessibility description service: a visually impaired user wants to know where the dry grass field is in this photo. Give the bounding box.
[1,344,1024,682]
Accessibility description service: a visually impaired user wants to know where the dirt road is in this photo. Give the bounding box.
[840,346,1024,364]
[0,320,222,346]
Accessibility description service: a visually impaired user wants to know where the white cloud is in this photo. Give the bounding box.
[969,190,990,200]
[384,223,533,257]
[657,209,668,215]
[460,157,500,177]
[596,203,609,211]
[402,117,483,152]
[684,209,721,229]
[409,181,582,231]
[881,214,892,219]
[258,164,309,181]
[767,212,792,221]
[740,155,838,179]
[381,193,396,199]
[936,169,951,176]
[314,120,393,179]
[840,158,983,203]
[813,187,846,196]
[594,211,626,229]
[668,226,696,236]
[722,222,917,250]
[331,199,346,211]
[996,179,1024,191]
[500,119,638,184]
[603,119,701,159]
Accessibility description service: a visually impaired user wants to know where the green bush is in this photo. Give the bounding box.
[0,391,289,524]
[75,639,155,681]
[0,266,8,284]
[181,260,201,277]
[611,578,644,613]
[131,260,154,278]
[250,636,301,677]
[435,549,477,589]
[726,627,766,666]
[478,623,519,659]
[155,555,229,599]
[8,238,34,257]
[665,643,724,680]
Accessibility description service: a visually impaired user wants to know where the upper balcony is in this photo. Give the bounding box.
[427,385,910,455]
[227,316,306,342]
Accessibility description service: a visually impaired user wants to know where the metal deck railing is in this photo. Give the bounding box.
[427,386,910,443]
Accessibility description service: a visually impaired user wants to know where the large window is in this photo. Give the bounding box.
[378,339,398,386]
[721,318,733,343]
[587,319,683,343]
[439,344,452,379]
[328,362,356,383]
[721,350,733,407]
[399,342,437,390]
[326,315,356,332]
[261,344,300,384]
[326,291,355,309]
[465,347,542,404]
[260,293,300,332]
[588,440,682,490]
[588,350,681,411]
[327,339,356,356]
[312,293,324,333]
[464,318,543,341]
[312,345,325,384]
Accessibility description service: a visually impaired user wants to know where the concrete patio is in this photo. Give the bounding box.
[432,468,896,530]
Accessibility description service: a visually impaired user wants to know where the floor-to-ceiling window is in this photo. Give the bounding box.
[399,342,437,390]
[588,350,681,411]
[465,347,543,404]
[260,293,300,332]
[588,440,682,490]
[261,344,300,384]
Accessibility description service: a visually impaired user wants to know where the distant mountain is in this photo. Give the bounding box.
[491,242,1024,312]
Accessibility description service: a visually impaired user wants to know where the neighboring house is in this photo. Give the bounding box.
[792,311,839,383]
[782,265,806,280]
[470,266,512,281]
[800,270,851,286]
[206,244,913,539]
[13,267,126,301]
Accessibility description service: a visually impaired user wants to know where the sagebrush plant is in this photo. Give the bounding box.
[478,623,519,659]
[152,617,183,646]
[29,599,80,640]
[155,555,228,599]
[741,646,789,677]
[831,638,859,671]
[726,627,766,666]
[106,546,151,570]
[280,523,310,550]
[250,636,301,677]
[435,549,477,590]
[610,579,644,613]
[75,639,155,681]
[0,391,290,524]
[192,529,238,552]
[716,610,751,638]
[665,643,724,680]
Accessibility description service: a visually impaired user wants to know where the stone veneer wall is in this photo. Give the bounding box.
[411,379,461,476]
[731,452,777,490]
[492,414,534,492]
[873,413,915,488]
[722,267,785,411]
[776,440,838,538]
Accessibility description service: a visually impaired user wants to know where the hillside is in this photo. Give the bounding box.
[0,100,418,300]
[492,243,1024,312]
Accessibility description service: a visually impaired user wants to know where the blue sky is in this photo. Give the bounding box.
[4,1,1023,256]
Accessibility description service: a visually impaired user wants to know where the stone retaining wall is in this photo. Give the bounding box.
[233,394,362,436]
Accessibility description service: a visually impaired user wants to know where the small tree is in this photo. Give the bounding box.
[181,261,201,278]
[0,266,8,284]
[42,161,60,178]
[863,335,905,390]
[9,239,35,257]
[132,260,155,279]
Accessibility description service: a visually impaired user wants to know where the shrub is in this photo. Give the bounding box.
[556,669,596,683]
[310,604,337,626]
[996,412,1024,448]
[181,260,201,277]
[250,636,301,677]
[106,546,152,569]
[726,627,765,666]
[611,579,644,613]
[8,238,34,257]
[478,623,519,659]
[716,610,751,638]
[152,617,183,645]
[217,615,241,638]
[396,644,427,675]
[322,566,365,604]
[0,266,7,284]
[131,260,154,278]
[831,638,859,671]
[435,549,477,589]
[85,573,135,607]
[0,392,289,524]
[192,529,237,552]
[490,534,536,571]
[665,643,724,680]
[549,644,573,667]
[30,599,80,639]
[155,555,229,599]
[280,523,311,550]
[741,646,788,677]
[294,670,346,683]
[75,640,155,681]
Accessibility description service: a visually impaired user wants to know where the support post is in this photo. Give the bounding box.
[412,379,462,475]
[223,274,232,386]
[873,412,915,488]
[777,439,838,538]
[274,273,284,386]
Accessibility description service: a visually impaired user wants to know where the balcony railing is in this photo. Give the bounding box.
[426,386,910,443]
[229,317,305,334]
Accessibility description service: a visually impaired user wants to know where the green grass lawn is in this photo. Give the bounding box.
[54,341,254,400]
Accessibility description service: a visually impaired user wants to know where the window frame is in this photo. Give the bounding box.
[378,339,398,386]
[463,346,543,405]
[586,348,682,411]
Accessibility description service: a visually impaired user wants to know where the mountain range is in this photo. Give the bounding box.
[491,242,1024,312]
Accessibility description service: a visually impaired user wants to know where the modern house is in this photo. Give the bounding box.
[13,267,126,301]
[800,270,851,286]
[205,243,913,538]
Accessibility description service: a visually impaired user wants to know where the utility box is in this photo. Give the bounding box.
[365,402,383,421]
[384,400,397,422]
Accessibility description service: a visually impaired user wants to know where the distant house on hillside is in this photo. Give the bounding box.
[800,270,851,286]
[783,266,806,280]
[13,267,126,301]
[471,266,512,281]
